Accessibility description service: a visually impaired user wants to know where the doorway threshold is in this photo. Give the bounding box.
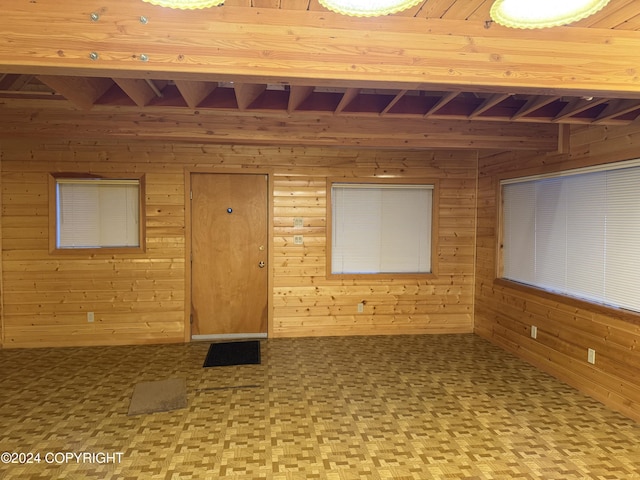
[192,333,267,342]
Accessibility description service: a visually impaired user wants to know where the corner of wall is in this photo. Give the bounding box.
[0,139,4,349]
[473,125,640,423]
[471,149,480,333]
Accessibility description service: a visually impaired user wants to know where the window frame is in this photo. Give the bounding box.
[327,177,439,280]
[49,173,146,254]
[496,159,640,324]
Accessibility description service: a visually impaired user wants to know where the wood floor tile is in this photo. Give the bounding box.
[1,335,639,479]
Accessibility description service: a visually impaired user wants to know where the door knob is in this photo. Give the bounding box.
[258,261,265,268]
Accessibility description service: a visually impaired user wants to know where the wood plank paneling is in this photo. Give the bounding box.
[0,105,558,151]
[271,149,478,337]
[474,123,640,423]
[2,1,640,99]
[1,139,477,348]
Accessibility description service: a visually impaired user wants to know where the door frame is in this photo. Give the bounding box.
[184,167,274,342]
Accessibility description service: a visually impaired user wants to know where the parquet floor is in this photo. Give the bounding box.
[1,334,639,479]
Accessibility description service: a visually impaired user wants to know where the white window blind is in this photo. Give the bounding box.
[502,160,640,313]
[331,183,433,274]
[57,179,140,249]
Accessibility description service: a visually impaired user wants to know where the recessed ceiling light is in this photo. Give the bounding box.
[490,0,610,29]
[141,0,224,9]
[318,0,423,17]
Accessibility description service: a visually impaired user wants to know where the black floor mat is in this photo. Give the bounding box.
[203,340,261,367]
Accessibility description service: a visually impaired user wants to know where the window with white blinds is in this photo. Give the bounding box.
[331,183,433,274]
[56,178,141,249]
[501,159,640,313]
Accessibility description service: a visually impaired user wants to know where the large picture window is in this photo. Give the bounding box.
[50,176,144,252]
[330,182,435,275]
[501,159,640,313]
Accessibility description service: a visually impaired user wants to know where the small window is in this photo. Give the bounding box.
[50,176,144,252]
[500,159,640,313]
[330,182,435,275]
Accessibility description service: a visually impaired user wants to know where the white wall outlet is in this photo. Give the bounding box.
[293,217,304,228]
[588,348,596,364]
[87,311,95,323]
[293,235,304,245]
[357,302,364,313]
[531,325,538,339]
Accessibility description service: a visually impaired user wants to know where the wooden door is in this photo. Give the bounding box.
[191,173,268,338]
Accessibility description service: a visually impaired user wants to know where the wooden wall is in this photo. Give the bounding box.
[475,123,640,423]
[0,139,477,348]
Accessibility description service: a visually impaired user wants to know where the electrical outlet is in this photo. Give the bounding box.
[588,348,596,364]
[293,217,304,228]
[293,235,304,245]
[87,311,95,323]
[531,325,538,339]
[357,302,364,313]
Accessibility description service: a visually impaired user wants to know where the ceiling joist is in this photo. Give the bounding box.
[113,78,161,107]
[335,88,360,115]
[2,1,640,98]
[553,97,609,122]
[5,79,640,128]
[2,1,640,148]
[0,105,560,151]
[288,85,314,113]
[234,83,268,110]
[594,99,640,124]
[511,95,561,120]
[381,90,408,116]
[36,76,113,110]
[174,80,217,109]
[469,93,513,119]
[424,92,460,118]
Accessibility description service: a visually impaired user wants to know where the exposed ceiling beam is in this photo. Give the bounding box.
[0,105,559,151]
[2,1,640,99]
[594,99,640,124]
[113,78,159,107]
[553,97,608,122]
[288,85,314,113]
[335,88,360,114]
[511,95,561,120]
[468,93,512,119]
[425,92,459,117]
[36,76,113,110]
[234,83,267,110]
[381,90,408,116]
[5,74,33,91]
[3,82,638,126]
[174,80,217,109]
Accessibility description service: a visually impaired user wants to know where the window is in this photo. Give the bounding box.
[330,182,435,275]
[501,159,640,313]
[51,176,144,252]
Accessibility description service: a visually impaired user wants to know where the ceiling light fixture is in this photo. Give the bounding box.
[141,0,224,9]
[318,0,422,17]
[490,0,610,29]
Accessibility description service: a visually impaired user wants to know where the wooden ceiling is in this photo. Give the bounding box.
[1,0,640,149]
[257,0,640,28]
[4,75,640,127]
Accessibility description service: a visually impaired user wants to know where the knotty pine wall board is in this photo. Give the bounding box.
[474,123,640,423]
[0,140,477,348]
